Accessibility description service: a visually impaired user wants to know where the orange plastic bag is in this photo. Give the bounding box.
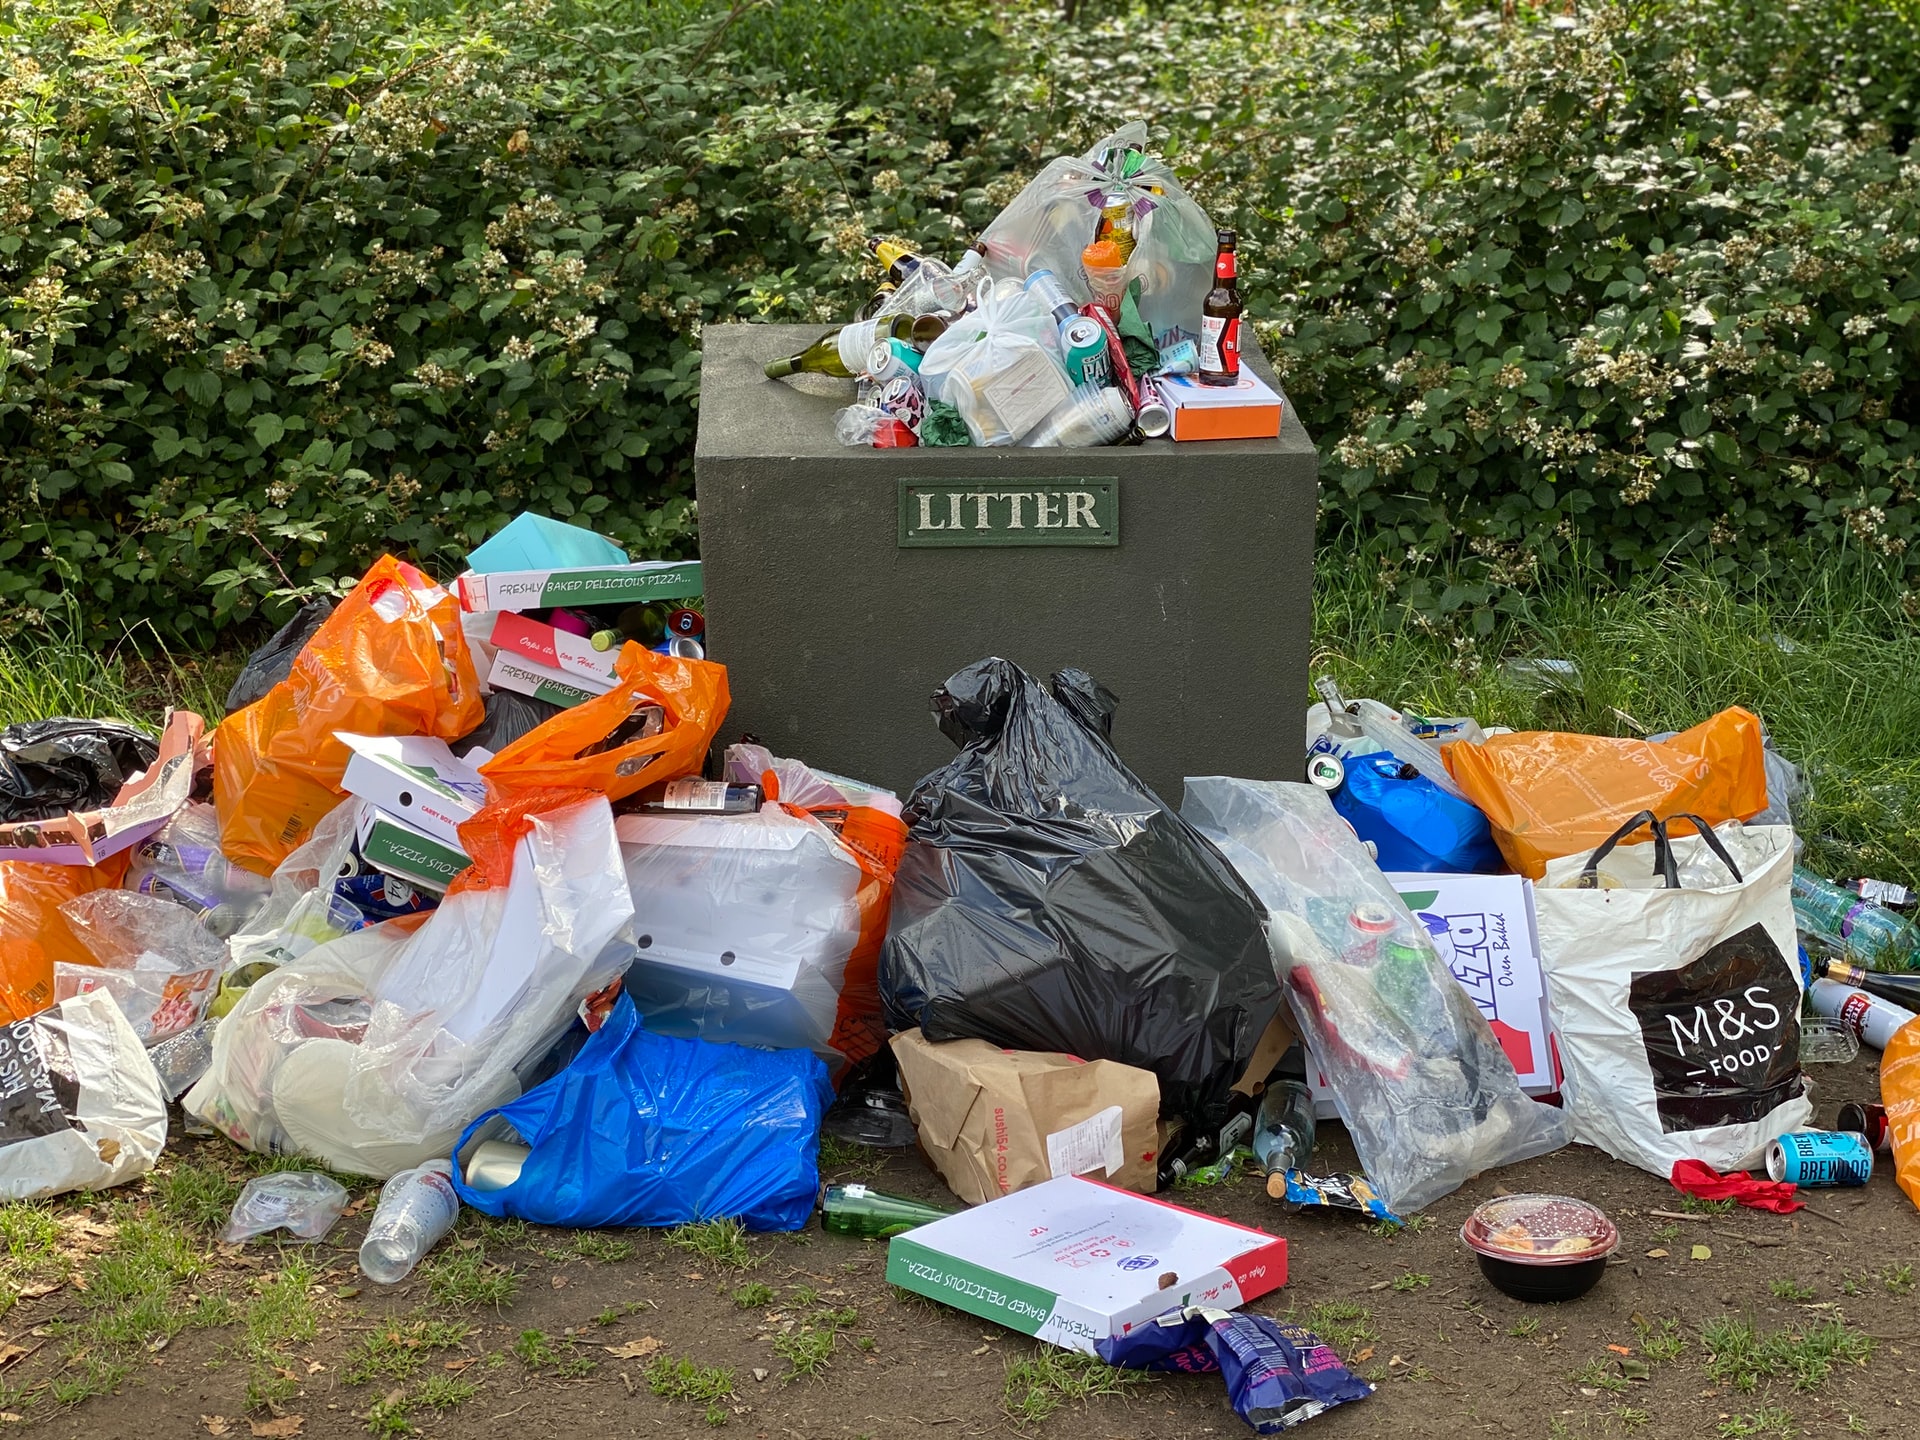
[0,853,131,1023]
[1442,706,1770,879]
[214,557,484,875]
[479,642,729,802]
[1884,1016,1920,1212]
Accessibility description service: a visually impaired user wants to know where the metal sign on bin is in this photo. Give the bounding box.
[897,478,1119,549]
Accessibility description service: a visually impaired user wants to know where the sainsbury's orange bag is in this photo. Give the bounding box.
[1884,1016,1920,1213]
[479,641,728,802]
[1442,705,1770,878]
[214,557,484,874]
[0,853,130,1023]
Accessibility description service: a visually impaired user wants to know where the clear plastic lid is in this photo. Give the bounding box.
[1460,1194,1619,1266]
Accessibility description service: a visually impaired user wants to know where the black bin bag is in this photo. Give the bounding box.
[879,659,1280,1128]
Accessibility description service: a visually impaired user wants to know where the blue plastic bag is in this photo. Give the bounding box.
[1330,752,1505,874]
[450,994,831,1231]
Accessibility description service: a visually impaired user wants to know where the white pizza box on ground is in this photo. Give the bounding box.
[488,651,616,709]
[1306,871,1560,1119]
[1159,370,1283,442]
[885,1176,1287,1355]
[339,733,489,847]
[456,559,702,614]
[489,611,621,686]
[355,808,468,895]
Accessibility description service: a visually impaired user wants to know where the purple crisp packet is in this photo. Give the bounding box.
[1095,1308,1217,1374]
[1204,1312,1372,1433]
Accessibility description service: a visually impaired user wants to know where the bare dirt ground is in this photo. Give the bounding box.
[10,1049,1917,1440]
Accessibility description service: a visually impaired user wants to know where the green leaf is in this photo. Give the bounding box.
[1706,431,1740,464]
[97,461,134,483]
[182,370,221,407]
[1680,407,1711,438]
[251,413,287,446]
[1646,432,1678,457]
[532,418,568,443]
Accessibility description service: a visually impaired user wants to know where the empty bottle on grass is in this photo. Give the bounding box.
[1793,868,1920,970]
[819,1184,956,1239]
[1253,1080,1316,1179]
[360,1159,461,1284]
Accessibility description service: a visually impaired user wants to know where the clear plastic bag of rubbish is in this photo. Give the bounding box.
[227,800,368,970]
[220,1170,349,1243]
[833,403,915,449]
[55,890,226,1043]
[148,1017,217,1101]
[342,794,636,1148]
[919,278,1071,446]
[977,120,1219,350]
[618,745,906,1075]
[124,802,272,940]
[1181,777,1568,1214]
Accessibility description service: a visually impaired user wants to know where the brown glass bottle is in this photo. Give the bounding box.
[1198,229,1243,386]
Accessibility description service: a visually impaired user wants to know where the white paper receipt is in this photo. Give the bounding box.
[1045,1105,1126,1180]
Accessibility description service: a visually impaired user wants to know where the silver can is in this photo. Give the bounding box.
[1135,378,1172,438]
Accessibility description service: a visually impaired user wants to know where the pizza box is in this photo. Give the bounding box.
[338,733,488,847]
[488,652,615,709]
[456,559,702,614]
[489,611,621,686]
[355,809,468,895]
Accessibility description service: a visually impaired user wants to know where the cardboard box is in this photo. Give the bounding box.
[890,1030,1161,1203]
[456,559,703,614]
[356,808,468,894]
[487,652,615,708]
[886,1176,1287,1354]
[0,710,202,865]
[1160,371,1283,442]
[1307,872,1559,1117]
[339,734,489,846]
[489,611,621,686]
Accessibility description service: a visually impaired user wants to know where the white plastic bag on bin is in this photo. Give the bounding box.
[226,798,368,970]
[0,989,167,1200]
[1181,777,1568,1214]
[1533,815,1808,1177]
[978,120,1219,349]
[55,889,226,1043]
[919,278,1071,446]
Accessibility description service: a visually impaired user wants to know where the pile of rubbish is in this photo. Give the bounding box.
[764,122,1282,449]
[4,135,1920,1439]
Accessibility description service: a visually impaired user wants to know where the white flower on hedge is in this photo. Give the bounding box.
[1844,315,1875,338]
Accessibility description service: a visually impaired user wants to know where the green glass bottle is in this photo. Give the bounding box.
[819,1184,956,1239]
[763,315,915,380]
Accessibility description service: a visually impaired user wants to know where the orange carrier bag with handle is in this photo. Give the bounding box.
[0,854,132,1023]
[478,641,729,802]
[1443,706,1770,879]
[214,556,484,875]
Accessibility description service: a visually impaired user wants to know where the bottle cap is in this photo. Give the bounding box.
[589,629,621,651]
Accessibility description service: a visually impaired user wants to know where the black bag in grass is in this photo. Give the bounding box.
[879,658,1279,1129]
[223,599,335,715]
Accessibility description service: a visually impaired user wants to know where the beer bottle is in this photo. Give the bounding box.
[764,315,915,380]
[950,240,990,279]
[1198,229,1243,387]
[869,238,930,285]
[819,1183,956,1239]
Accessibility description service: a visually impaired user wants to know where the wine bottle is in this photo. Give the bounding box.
[764,315,915,380]
[1825,958,1920,1008]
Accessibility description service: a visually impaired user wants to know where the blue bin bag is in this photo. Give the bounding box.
[450,993,831,1231]
[1331,752,1506,874]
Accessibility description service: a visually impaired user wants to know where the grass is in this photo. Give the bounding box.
[421,1246,519,1310]
[239,1257,319,1408]
[1700,1315,1874,1393]
[1508,1317,1540,1339]
[1001,1348,1147,1427]
[665,1219,760,1271]
[0,621,235,730]
[732,1282,774,1308]
[1391,1271,1431,1293]
[365,1393,414,1437]
[415,1373,479,1408]
[1680,1196,1739,1217]
[1298,1300,1378,1359]
[816,1134,886,1180]
[645,1352,736,1425]
[570,1231,635,1264]
[146,1159,243,1234]
[1771,1279,1815,1302]
[1717,1408,1795,1439]
[343,1316,472,1386]
[1883,1263,1915,1296]
[773,1326,834,1381]
[1570,1358,1630,1395]
[1633,1315,1688,1364]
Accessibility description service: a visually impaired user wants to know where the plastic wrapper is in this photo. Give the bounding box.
[0,718,159,823]
[0,853,131,1023]
[833,403,916,448]
[0,989,168,1200]
[1443,706,1770,879]
[226,799,368,971]
[477,641,729,803]
[977,121,1219,350]
[220,1171,349,1243]
[879,660,1279,1129]
[1096,1308,1372,1431]
[619,745,905,1075]
[224,599,335,715]
[1181,778,1568,1213]
[341,793,636,1150]
[917,279,1071,446]
[214,555,485,874]
[450,992,831,1231]
[148,1017,217,1101]
[125,801,272,940]
[55,889,226,1043]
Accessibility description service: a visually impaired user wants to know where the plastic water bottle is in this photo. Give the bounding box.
[1792,868,1920,970]
[359,1160,461,1285]
[1252,1080,1316,1176]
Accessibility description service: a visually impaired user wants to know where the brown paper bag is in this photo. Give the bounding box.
[890,1029,1161,1203]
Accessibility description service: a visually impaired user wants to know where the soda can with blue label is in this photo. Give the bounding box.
[1765,1130,1873,1187]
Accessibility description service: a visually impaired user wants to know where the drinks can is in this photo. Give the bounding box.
[1022,268,1079,324]
[876,375,924,427]
[1135,377,1171,438]
[463,1140,530,1194]
[1060,316,1110,387]
[1157,339,1199,376]
[1837,1101,1893,1152]
[1765,1130,1873,1187]
[1305,753,1345,790]
[867,339,920,384]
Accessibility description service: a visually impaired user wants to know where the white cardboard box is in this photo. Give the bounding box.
[1308,872,1559,1116]
[885,1176,1287,1355]
[1158,370,1283,441]
[338,734,489,847]
[355,808,468,894]
[488,651,616,708]
[456,559,702,614]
